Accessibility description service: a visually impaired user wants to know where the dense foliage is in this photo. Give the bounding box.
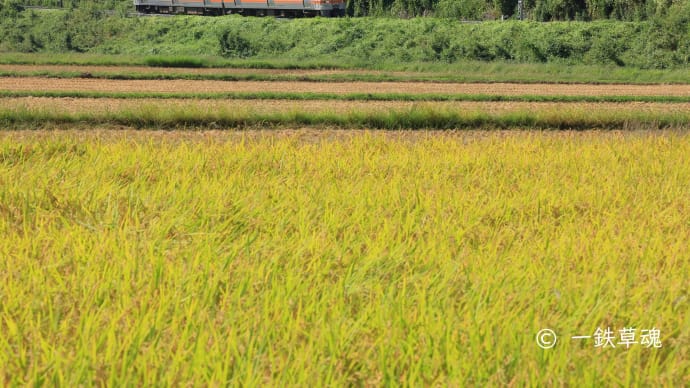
[355,0,690,20]
[1,8,688,69]
[6,0,690,20]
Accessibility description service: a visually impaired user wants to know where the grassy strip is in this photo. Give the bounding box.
[3,69,690,85]
[0,53,356,70]
[0,52,689,84]
[0,70,558,84]
[0,65,690,85]
[2,106,688,130]
[143,56,206,68]
[3,90,690,104]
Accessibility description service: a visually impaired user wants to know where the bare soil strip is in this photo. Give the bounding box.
[4,97,689,115]
[2,77,690,96]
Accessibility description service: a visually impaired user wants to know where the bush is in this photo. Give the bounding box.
[218,30,255,58]
[144,56,206,68]
[435,0,487,20]
[0,0,23,17]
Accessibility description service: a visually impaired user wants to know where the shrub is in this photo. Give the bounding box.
[144,56,206,68]
[218,30,255,58]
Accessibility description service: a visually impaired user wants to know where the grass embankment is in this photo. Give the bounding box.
[1,130,689,385]
[1,15,689,69]
[1,102,689,130]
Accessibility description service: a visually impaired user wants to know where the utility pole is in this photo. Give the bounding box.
[518,0,523,20]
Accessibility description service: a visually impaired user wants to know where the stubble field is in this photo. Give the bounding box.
[4,76,690,96]
[1,63,689,385]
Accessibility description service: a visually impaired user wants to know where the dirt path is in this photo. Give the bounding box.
[2,77,690,96]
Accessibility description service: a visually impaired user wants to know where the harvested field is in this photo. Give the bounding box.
[3,97,690,116]
[3,77,690,96]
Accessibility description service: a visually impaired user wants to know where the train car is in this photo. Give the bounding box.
[133,0,346,17]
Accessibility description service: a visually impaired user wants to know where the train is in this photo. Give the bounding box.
[133,0,346,17]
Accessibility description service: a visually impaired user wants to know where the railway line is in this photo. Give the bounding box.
[19,0,347,17]
[18,5,172,17]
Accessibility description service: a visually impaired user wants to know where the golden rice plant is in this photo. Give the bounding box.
[0,130,688,385]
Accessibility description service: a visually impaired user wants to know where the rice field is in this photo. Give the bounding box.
[1,63,689,385]
[2,97,689,130]
[4,77,690,96]
[4,97,690,115]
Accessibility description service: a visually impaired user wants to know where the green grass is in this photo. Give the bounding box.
[1,104,689,130]
[0,53,149,66]
[143,56,207,68]
[3,90,690,103]
[2,14,689,69]
[0,52,359,70]
[2,53,690,84]
[0,130,689,385]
